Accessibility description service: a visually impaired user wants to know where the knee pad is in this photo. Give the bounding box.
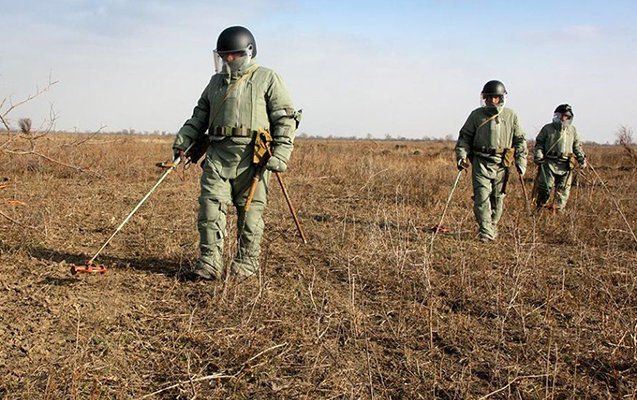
[198,197,228,239]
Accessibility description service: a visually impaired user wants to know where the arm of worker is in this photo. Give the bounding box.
[512,113,527,175]
[534,126,548,165]
[172,81,212,155]
[455,111,476,167]
[572,127,586,167]
[265,72,297,172]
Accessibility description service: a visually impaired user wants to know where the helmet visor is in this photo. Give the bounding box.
[480,93,507,107]
[213,50,223,73]
[553,112,574,125]
[213,50,252,74]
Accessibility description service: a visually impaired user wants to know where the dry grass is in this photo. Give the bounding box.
[0,135,636,399]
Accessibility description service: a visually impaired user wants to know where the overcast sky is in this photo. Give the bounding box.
[1,0,636,142]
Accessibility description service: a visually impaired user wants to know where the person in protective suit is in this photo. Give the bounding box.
[173,26,299,280]
[533,104,586,211]
[455,80,528,242]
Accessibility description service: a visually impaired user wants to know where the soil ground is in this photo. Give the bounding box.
[1,135,636,399]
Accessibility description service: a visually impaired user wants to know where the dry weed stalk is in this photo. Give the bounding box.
[1,139,636,398]
[589,162,637,245]
[139,342,287,399]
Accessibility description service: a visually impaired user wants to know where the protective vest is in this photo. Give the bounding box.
[534,123,583,161]
[455,107,527,165]
[174,60,296,146]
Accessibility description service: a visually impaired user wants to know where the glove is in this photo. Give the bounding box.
[173,149,185,161]
[266,155,287,172]
[457,158,470,171]
[579,158,587,169]
[516,164,526,175]
[534,158,544,165]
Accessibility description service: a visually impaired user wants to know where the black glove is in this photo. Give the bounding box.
[174,149,186,161]
[457,158,470,171]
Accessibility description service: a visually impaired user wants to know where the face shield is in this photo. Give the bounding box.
[553,112,574,126]
[213,45,254,74]
[480,94,507,108]
[213,50,223,73]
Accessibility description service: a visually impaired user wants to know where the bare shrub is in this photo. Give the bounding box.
[615,125,636,163]
[18,118,32,135]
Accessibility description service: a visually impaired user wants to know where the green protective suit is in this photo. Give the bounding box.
[533,122,585,209]
[455,105,528,241]
[173,59,297,278]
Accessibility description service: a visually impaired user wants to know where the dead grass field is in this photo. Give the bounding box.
[0,134,636,399]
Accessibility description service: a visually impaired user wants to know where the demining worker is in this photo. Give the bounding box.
[455,80,528,242]
[533,104,586,211]
[172,26,299,280]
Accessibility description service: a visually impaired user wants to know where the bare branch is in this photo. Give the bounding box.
[0,113,10,132]
[3,149,104,178]
[60,125,108,147]
[0,210,35,229]
[1,80,59,119]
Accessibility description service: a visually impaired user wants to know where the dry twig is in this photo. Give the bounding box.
[478,374,550,399]
[139,342,288,399]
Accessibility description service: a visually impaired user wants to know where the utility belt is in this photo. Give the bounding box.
[546,151,573,159]
[474,147,515,168]
[209,126,258,138]
[475,146,509,156]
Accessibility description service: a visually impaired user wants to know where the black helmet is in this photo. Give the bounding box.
[481,80,507,96]
[554,104,574,117]
[216,26,257,57]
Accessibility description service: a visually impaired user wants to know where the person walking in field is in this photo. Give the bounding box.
[455,80,528,242]
[533,104,586,211]
[173,26,300,280]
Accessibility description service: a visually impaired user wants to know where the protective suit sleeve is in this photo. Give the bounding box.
[173,81,211,151]
[572,127,586,163]
[455,111,476,162]
[266,72,296,166]
[512,113,528,173]
[534,126,547,162]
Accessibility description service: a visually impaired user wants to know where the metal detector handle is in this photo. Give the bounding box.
[244,166,264,213]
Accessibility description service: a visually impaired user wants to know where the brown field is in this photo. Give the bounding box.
[1,134,636,399]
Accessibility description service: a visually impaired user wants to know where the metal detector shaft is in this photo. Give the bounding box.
[518,170,531,213]
[530,164,542,204]
[261,142,307,244]
[88,143,194,264]
[273,170,308,244]
[429,169,463,254]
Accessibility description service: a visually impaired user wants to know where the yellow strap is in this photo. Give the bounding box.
[209,65,260,126]
[544,131,567,156]
[477,110,501,130]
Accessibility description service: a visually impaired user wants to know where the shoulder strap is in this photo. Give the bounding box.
[545,126,567,155]
[477,109,501,131]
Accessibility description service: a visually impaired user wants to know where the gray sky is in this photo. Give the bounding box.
[1,0,636,142]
